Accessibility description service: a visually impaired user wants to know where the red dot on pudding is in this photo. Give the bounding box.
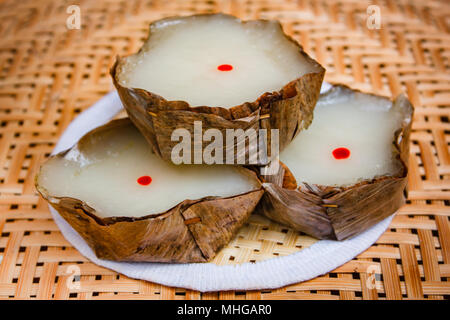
[217,64,233,71]
[332,147,351,160]
[137,176,152,186]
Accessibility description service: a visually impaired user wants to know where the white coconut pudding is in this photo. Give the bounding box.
[37,120,260,218]
[117,14,317,108]
[280,87,405,187]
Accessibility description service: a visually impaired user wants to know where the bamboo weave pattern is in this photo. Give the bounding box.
[0,0,449,299]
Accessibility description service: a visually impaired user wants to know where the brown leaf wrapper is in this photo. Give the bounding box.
[111,13,325,165]
[256,85,414,240]
[35,119,264,263]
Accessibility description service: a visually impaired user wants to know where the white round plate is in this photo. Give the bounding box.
[48,83,392,292]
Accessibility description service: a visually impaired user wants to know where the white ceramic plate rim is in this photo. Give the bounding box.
[48,82,393,292]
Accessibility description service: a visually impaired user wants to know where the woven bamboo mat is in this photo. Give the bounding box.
[0,0,449,300]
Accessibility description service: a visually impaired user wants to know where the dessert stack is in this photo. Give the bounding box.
[36,13,413,263]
